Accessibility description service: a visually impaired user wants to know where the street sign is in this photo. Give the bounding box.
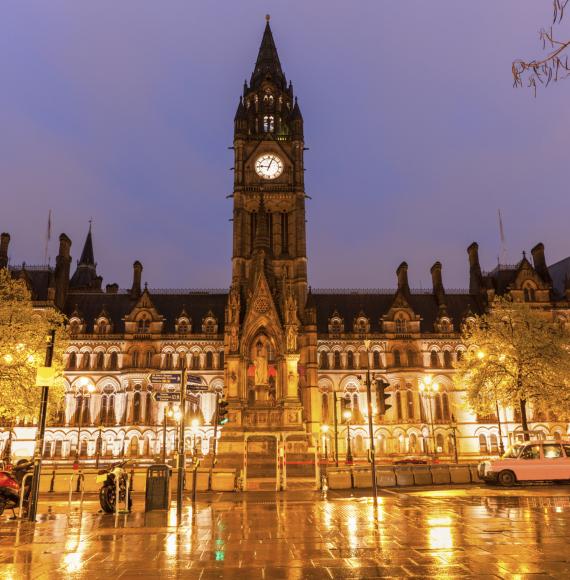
[155,392,181,403]
[186,374,204,385]
[186,392,200,405]
[186,384,208,392]
[150,373,181,384]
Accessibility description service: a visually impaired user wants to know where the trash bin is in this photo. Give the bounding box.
[145,464,171,511]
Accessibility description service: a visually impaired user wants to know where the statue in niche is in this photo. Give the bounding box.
[253,338,268,385]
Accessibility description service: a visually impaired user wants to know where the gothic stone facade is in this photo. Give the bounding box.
[2,20,570,467]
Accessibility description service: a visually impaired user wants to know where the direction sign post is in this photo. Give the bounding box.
[155,392,181,403]
[150,372,181,385]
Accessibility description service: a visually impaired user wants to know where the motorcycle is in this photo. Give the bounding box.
[96,460,132,514]
[0,459,34,517]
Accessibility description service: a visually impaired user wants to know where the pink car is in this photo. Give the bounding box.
[479,440,570,486]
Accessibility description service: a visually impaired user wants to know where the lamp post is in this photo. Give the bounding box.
[450,414,459,464]
[363,339,378,504]
[343,410,353,465]
[75,377,95,465]
[419,376,439,457]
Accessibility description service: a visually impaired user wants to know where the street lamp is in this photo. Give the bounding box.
[75,377,95,464]
[419,376,439,457]
[343,409,353,465]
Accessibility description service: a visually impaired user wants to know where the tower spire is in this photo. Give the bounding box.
[70,222,101,291]
[250,16,286,90]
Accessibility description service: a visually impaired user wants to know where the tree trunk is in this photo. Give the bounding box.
[519,398,530,440]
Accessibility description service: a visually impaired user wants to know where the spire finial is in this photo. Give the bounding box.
[522,250,527,259]
[265,14,270,22]
[88,218,93,232]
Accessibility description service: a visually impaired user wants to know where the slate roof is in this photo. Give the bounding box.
[8,265,52,301]
[313,291,484,334]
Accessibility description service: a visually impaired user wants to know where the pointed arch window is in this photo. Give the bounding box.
[82,352,90,370]
[393,349,401,367]
[430,350,440,368]
[443,350,453,369]
[407,349,416,367]
[145,351,153,368]
[333,351,341,370]
[396,391,403,420]
[479,434,488,454]
[263,115,274,132]
[192,353,200,370]
[321,393,329,423]
[205,351,213,370]
[68,352,77,370]
[96,352,104,370]
[109,352,118,370]
[442,392,450,420]
[164,353,173,370]
[145,391,153,424]
[407,390,415,419]
[218,351,224,370]
[133,391,141,424]
[346,351,354,370]
[178,354,187,370]
[132,351,140,368]
[319,351,329,370]
[395,317,408,334]
[434,394,443,421]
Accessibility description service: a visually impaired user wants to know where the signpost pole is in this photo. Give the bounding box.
[176,368,186,520]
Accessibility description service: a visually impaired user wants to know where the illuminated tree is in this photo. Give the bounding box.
[455,296,570,438]
[513,1,570,92]
[0,269,68,423]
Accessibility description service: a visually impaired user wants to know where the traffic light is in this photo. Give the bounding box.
[376,379,392,416]
[217,398,229,426]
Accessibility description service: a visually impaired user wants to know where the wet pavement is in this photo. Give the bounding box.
[1,485,570,578]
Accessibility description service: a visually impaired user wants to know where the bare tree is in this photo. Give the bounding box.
[513,0,570,92]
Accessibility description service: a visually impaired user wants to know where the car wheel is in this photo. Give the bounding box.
[498,470,516,487]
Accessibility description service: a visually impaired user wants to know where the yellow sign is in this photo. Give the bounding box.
[35,366,56,387]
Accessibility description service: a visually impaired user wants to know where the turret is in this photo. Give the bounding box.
[531,242,552,284]
[131,261,143,298]
[430,261,446,306]
[396,262,411,300]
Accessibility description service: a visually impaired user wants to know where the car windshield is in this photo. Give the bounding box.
[502,444,523,459]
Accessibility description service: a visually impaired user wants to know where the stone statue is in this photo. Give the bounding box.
[253,339,268,385]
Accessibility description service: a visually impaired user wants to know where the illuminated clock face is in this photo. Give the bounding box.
[255,154,283,180]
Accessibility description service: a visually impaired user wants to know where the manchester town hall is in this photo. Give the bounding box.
[2,19,570,477]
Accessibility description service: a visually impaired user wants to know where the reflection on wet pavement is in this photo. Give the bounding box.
[0,486,570,578]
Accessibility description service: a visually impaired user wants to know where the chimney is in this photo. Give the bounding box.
[531,242,552,284]
[396,262,410,296]
[106,283,119,294]
[131,261,142,298]
[430,261,446,304]
[54,233,72,309]
[467,242,483,294]
[0,233,10,268]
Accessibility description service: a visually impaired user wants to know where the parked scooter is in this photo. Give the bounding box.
[0,459,34,517]
[96,460,132,514]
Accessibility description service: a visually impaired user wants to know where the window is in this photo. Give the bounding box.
[145,391,153,423]
[395,318,407,334]
[456,350,463,362]
[319,351,329,370]
[281,213,289,253]
[164,353,173,370]
[479,434,488,454]
[192,353,200,370]
[434,394,443,421]
[178,321,189,334]
[436,433,444,453]
[333,351,341,370]
[409,433,418,453]
[346,351,354,370]
[407,350,416,367]
[396,392,403,420]
[68,352,77,369]
[523,286,536,302]
[219,351,224,369]
[206,351,213,370]
[407,391,415,420]
[442,393,450,421]
[520,444,541,460]
[321,393,329,422]
[179,354,187,369]
[443,351,452,369]
[430,350,439,368]
[133,391,141,423]
[109,352,118,370]
[82,352,90,370]
[96,352,104,370]
[393,350,401,367]
[263,115,274,132]
[373,351,381,369]
[130,437,139,457]
[543,444,563,459]
[137,317,150,333]
[132,351,139,368]
[145,351,153,368]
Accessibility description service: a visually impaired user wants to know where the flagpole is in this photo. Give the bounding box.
[44,209,52,265]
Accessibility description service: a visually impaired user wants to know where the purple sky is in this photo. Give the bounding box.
[2,1,569,290]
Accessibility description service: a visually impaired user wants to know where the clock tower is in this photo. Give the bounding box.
[223,16,317,448]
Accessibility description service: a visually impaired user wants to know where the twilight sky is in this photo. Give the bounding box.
[1,1,569,290]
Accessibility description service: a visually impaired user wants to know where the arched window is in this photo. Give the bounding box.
[109,352,118,370]
[407,391,415,420]
[395,317,407,334]
[263,115,274,132]
[319,352,329,370]
[137,317,150,333]
[130,437,139,457]
[409,433,418,453]
[443,351,452,369]
[100,394,109,425]
[96,352,104,370]
[442,392,450,421]
[436,433,445,454]
[133,391,141,423]
[82,352,90,370]
[132,351,139,368]
[178,354,187,369]
[219,351,224,369]
[430,350,439,368]
[145,391,153,424]
[434,394,443,421]
[346,351,354,370]
[479,434,488,454]
[321,393,329,422]
[489,434,499,453]
[407,350,416,367]
[145,351,153,368]
[192,353,200,370]
[373,351,381,369]
[68,352,77,369]
[393,350,401,367]
[396,391,403,420]
[164,353,173,370]
[333,351,341,370]
[456,350,463,363]
[523,285,536,302]
[205,351,213,370]
[553,431,562,441]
